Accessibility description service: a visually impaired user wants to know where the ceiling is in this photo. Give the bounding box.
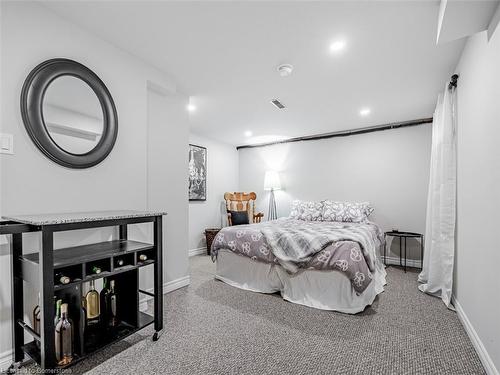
[43,1,466,146]
[45,76,103,121]
[437,0,499,44]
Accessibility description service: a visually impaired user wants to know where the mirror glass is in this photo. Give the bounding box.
[43,76,104,154]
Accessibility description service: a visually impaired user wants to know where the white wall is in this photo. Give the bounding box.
[239,124,432,260]
[147,88,189,285]
[0,2,188,366]
[188,133,238,253]
[454,29,500,374]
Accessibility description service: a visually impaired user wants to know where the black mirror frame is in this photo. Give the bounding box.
[20,58,118,169]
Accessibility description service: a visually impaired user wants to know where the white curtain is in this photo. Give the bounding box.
[418,83,457,308]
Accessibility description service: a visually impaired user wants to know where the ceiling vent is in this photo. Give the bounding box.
[270,99,286,110]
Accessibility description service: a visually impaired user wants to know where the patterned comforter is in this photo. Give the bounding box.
[211,218,384,294]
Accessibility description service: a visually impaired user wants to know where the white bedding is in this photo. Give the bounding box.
[215,249,386,314]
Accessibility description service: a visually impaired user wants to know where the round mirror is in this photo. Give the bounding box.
[21,59,118,169]
[43,76,104,155]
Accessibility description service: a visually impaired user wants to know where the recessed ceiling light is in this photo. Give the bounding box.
[187,104,196,112]
[359,108,371,116]
[329,40,346,53]
[244,131,253,137]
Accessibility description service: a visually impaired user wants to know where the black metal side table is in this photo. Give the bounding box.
[384,231,424,273]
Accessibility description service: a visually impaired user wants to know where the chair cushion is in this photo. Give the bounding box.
[229,210,250,225]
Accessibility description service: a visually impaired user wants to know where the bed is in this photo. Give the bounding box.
[211,202,387,314]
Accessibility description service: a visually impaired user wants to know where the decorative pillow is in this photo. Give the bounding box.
[289,200,302,219]
[289,200,323,221]
[300,201,323,221]
[322,201,373,223]
[229,210,249,225]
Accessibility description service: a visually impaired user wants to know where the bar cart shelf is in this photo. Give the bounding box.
[0,210,165,372]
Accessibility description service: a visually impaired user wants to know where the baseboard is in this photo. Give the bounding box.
[139,275,190,311]
[163,275,190,293]
[383,256,422,269]
[0,276,191,371]
[453,296,499,375]
[189,247,207,257]
[0,349,12,372]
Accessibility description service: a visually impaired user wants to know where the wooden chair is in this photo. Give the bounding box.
[224,192,264,226]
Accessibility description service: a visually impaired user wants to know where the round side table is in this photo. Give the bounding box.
[384,231,424,273]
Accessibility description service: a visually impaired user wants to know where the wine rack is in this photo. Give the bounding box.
[0,211,165,371]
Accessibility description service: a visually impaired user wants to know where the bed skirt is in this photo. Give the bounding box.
[215,249,386,314]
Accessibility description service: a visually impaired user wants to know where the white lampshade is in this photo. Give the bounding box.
[264,170,281,191]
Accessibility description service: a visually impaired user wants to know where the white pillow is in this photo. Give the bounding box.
[289,200,302,219]
[322,201,373,223]
[289,200,323,221]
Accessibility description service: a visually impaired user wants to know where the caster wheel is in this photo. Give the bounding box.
[152,332,159,341]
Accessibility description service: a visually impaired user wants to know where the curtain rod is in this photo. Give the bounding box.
[448,74,459,90]
[236,117,433,150]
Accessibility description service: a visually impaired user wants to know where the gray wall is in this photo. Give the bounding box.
[239,124,432,261]
[0,2,188,365]
[454,29,500,372]
[188,134,238,252]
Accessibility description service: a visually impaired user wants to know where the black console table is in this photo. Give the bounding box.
[384,231,424,273]
[0,210,166,372]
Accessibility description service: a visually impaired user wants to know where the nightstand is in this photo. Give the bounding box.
[204,228,221,255]
[384,231,424,272]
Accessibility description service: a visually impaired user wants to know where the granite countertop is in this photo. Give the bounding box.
[2,210,167,226]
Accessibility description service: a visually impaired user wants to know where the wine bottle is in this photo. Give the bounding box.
[85,280,100,325]
[33,294,41,348]
[116,259,124,267]
[54,299,62,326]
[56,273,71,285]
[33,294,41,334]
[100,278,111,327]
[108,280,118,327]
[91,266,102,274]
[80,296,87,346]
[138,254,148,262]
[55,303,73,366]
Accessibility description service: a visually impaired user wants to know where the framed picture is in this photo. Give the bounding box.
[188,144,207,201]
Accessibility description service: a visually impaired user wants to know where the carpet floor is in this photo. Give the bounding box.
[19,255,485,375]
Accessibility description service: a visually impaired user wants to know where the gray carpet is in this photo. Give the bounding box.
[19,256,485,375]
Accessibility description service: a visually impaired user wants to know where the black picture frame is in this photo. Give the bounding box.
[188,144,207,201]
[20,58,118,169]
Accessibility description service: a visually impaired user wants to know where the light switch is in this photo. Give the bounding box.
[0,133,14,154]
